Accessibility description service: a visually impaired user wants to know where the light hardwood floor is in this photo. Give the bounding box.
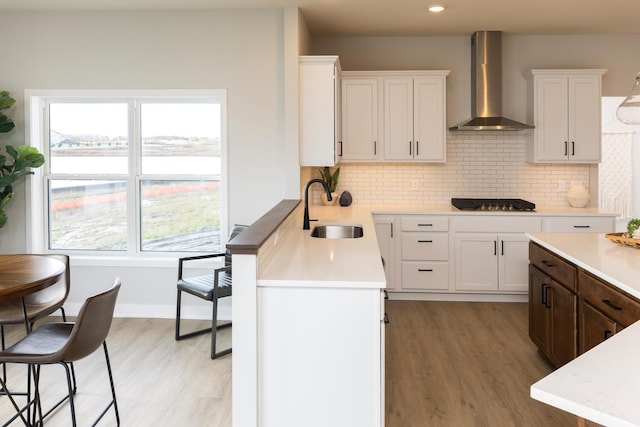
[1,302,574,426]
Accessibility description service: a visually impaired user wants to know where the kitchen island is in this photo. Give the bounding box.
[527,232,640,426]
[228,200,387,427]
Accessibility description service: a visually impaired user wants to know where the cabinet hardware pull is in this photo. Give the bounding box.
[604,330,613,340]
[409,141,412,155]
[602,299,622,311]
[383,290,389,300]
[564,141,568,155]
[416,141,419,156]
[417,240,433,243]
[494,241,497,256]
[390,223,394,238]
[571,141,575,156]
[374,141,377,155]
[541,260,554,267]
[417,223,433,227]
[338,140,343,157]
[418,269,433,272]
[544,284,551,308]
[541,283,548,306]
[501,240,504,256]
[573,225,590,228]
[384,313,390,324]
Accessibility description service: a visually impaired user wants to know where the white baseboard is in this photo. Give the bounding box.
[386,292,528,303]
[61,303,232,321]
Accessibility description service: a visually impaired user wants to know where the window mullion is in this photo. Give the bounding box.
[129,99,140,255]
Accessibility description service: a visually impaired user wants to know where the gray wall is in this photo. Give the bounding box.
[311,34,640,126]
[0,10,295,317]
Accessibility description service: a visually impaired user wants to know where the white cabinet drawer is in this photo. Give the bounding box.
[452,216,541,232]
[401,232,448,260]
[544,217,614,233]
[401,216,448,232]
[401,262,449,290]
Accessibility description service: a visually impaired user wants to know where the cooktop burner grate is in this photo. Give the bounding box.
[451,198,536,211]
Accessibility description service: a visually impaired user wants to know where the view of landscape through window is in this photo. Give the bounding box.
[47,101,222,252]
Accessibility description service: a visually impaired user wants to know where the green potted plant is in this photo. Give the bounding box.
[318,166,340,206]
[627,218,640,239]
[0,91,45,229]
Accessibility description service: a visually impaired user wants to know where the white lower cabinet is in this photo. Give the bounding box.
[542,216,615,233]
[259,286,383,427]
[454,232,531,292]
[374,212,615,298]
[374,216,396,291]
[399,216,449,291]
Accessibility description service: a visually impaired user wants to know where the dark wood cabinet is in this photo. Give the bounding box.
[529,263,577,367]
[578,299,618,354]
[529,242,640,365]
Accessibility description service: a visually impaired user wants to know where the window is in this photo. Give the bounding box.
[27,90,226,255]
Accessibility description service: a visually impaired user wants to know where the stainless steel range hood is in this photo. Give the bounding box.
[450,31,534,131]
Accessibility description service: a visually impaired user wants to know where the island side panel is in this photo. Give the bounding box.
[258,285,382,427]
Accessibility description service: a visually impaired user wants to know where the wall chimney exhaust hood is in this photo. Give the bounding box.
[450,31,534,131]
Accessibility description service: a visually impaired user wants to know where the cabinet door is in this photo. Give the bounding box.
[548,280,577,367]
[535,77,569,161]
[578,299,617,355]
[413,77,446,162]
[374,216,396,291]
[383,78,413,160]
[568,76,601,162]
[498,233,530,292]
[341,78,379,161]
[299,57,340,166]
[454,233,498,291]
[529,265,550,355]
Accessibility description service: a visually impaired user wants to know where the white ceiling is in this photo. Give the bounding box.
[2,0,640,37]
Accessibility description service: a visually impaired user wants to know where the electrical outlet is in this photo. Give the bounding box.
[411,179,419,191]
[558,180,566,192]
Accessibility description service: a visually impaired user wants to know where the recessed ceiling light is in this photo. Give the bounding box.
[428,5,446,13]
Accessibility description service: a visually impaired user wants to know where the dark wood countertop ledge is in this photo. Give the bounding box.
[226,199,300,255]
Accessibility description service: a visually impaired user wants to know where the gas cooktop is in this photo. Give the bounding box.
[451,198,536,212]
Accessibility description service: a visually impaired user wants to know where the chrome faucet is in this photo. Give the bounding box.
[303,178,332,230]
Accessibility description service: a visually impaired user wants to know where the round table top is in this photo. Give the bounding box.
[0,254,66,301]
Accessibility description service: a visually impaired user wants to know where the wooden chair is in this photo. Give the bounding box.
[175,225,246,359]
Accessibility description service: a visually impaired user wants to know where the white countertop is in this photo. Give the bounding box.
[368,203,615,217]
[257,204,616,290]
[527,232,640,426]
[531,322,640,427]
[259,205,387,289]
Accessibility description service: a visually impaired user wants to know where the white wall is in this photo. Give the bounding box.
[0,10,293,318]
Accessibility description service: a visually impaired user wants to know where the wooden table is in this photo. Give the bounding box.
[0,254,66,302]
[0,254,66,426]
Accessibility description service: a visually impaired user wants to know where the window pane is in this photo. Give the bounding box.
[140,103,221,175]
[49,103,128,174]
[49,180,127,250]
[140,180,220,252]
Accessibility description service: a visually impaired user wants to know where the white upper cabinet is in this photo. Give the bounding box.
[341,76,380,161]
[383,73,448,162]
[525,69,607,163]
[340,70,449,163]
[299,56,341,166]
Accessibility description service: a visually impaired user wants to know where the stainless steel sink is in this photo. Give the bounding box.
[310,224,364,239]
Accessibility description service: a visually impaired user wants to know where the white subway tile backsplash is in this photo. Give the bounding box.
[305,131,591,206]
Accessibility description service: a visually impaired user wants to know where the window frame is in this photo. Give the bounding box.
[25,89,228,264]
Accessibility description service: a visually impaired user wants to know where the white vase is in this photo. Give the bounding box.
[321,192,338,206]
[567,185,590,208]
